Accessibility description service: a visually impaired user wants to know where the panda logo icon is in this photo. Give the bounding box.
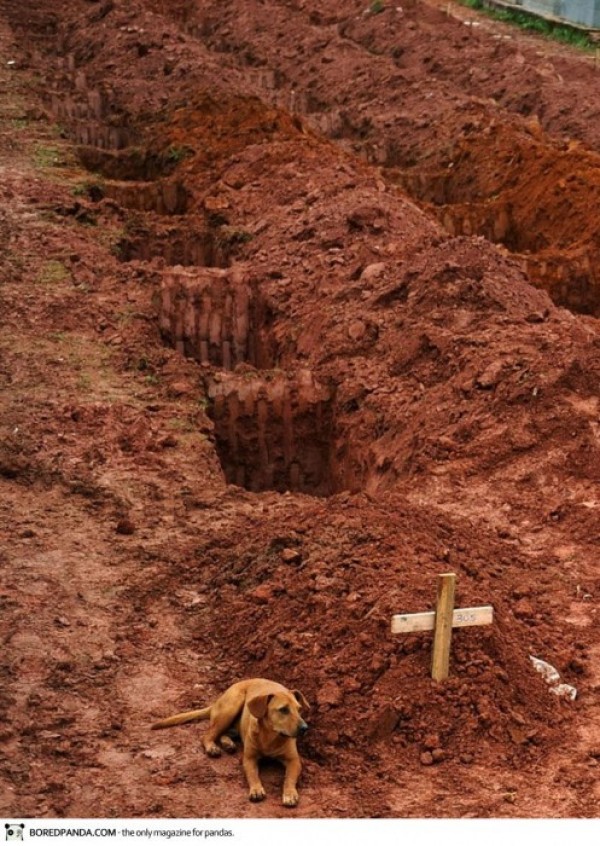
[5,825,25,841]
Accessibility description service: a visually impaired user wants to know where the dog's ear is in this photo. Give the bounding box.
[247,693,273,719]
[292,689,310,712]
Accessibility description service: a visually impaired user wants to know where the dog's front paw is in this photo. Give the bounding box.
[282,789,299,807]
[249,786,266,802]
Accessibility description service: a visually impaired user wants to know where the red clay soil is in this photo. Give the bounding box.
[1,0,600,820]
[146,0,600,315]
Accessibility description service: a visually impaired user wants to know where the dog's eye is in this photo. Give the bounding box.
[278,706,290,714]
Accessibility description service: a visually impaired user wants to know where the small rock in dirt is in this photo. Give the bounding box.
[514,598,535,619]
[115,518,135,536]
[420,751,434,766]
[348,319,367,341]
[368,706,399,741]
[204,194,230,212]
[324,729,339,745]
[280,547,302,564]
[54,617,71,628]
[475,360,504,389]
[169,380,194,397]
[422,732,440,750]
[508,725,529,745]
[347,205,386,232]
[431,748,445,763]
[360,262,386,283]
[249,584,274,604]
[370,654,386,673]
[460,753,474,765]
[525,311,547,324]
[509,709,526,726]
[317,680,344,708]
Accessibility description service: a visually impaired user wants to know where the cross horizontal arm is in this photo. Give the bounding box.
[391,605,493,634]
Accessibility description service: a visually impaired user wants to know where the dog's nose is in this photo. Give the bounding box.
[299,721,309,734]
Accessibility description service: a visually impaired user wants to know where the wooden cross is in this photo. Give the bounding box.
[391,573,493,681]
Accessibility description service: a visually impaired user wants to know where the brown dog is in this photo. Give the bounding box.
[152,678,310,807]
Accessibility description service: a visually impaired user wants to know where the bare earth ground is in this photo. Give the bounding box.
[1,0,600,819]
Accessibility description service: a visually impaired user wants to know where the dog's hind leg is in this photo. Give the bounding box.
[201,687,246,757]
[203,720,235,757]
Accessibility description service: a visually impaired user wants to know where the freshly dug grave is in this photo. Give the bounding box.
[142,0,600,315]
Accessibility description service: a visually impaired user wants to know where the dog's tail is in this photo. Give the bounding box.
[151,706,211,730]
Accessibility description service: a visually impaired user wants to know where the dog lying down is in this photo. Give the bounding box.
[152,678,310,807]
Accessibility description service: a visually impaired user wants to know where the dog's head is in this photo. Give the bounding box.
[247,689,310,738]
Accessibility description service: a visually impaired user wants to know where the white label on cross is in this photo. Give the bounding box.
[391,605,493,634]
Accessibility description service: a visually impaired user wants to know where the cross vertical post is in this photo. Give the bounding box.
[431,573,456,682]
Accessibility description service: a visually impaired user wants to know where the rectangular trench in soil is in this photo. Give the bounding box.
[207,370,337,496]
[43,66,190,214]
[159,265,276,370]
[116,222,231,267]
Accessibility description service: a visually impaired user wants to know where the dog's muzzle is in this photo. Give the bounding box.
[281,721,309,738]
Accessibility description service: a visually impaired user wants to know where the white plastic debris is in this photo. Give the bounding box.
[529,655,560,684]
[530,655,577,700]
[549,683,577,701]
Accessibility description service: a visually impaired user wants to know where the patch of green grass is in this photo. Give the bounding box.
[459,0,594,49]
[72,182,89,197]
[370,0,385,12]
[165,144,193,164]
[77,373,92,392]
[37,260,69,285]
[168,417,195,433]
[33,144,63,169]
[71,175,105,198]
[49,123,67,138]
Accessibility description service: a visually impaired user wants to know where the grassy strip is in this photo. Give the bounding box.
[459,0,595,49]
